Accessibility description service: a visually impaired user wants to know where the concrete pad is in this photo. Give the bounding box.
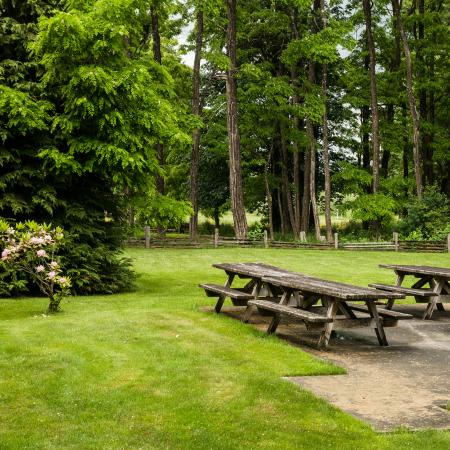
[211,304,450,431]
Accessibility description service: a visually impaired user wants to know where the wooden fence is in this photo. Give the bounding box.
[125,228,450,253]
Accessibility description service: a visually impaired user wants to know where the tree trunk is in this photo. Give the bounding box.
[213,208,220,228]
[305,62,321,241]
[277,188,286,236]
[402,103,409,180]
[279,122,297,237]
[265,147,274,240]
[290,8,302,238]
[417,0,432,185]
[361,104,370,170]
[320,1,332,242]
[301,142,311,233]
[363,0,381,194]
[189,9,203,242]
[393,0,423,198]
[151,7,165,234]
[226,0,247,238]
[322,63,333,242]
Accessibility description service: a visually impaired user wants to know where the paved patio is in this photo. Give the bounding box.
[215,303,450,431]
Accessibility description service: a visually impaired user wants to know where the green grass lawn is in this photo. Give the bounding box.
[1,248,449,449]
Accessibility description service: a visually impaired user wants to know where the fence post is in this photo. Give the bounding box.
[334,233,339,249]
[214,228,219,248]
[264,230,269,248]
[144,226,150,249]
[447,234,450,253]
[393,232,399,252]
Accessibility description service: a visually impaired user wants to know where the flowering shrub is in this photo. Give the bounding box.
[0,221,71,312]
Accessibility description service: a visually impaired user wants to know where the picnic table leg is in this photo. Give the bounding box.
[214,273,235,313]
[366,301,388,346]
[423,278,445,320]
[242,304,256,323]
[251,280,262,298]
[438,281,450,311]
[385,272,405,310]
[267,290,291,334]
[317,299,339,349]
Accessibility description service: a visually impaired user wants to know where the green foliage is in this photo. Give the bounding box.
[399,186,450,241]
[345,193,396,227]
[136,192,193,229]
[247,221,265,240]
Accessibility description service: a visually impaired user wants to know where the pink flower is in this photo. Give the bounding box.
[1,248,10,260]
[50,261,58,268]
[48,271,56,280]
[30,237,45,245]
[35,265,45,273]
[58,277,68,287]
[36,249,47,257]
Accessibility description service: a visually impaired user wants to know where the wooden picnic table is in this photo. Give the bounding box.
[250,275,407,349]
[370,264,450,319]
[199,262,410,349]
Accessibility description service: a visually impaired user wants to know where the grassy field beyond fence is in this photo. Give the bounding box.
[0,248,449,449]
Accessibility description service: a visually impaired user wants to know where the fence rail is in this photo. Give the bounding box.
[125,229,450,253]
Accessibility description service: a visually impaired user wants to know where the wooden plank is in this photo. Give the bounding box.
[199,283,253,300]
[348,304,413,320]
[247,300,333,323]
[368,283,438,297]
[379,264,450,278]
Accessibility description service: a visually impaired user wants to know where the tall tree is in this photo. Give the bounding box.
[392,0,423,198]
[321,0,333,242]
[225,0,247,238]
[362,0,380,194]
[306,0,321,240]
[189,7,204,241]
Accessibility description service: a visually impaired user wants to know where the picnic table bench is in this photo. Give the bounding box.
[199,262,411,349]
[370,265,450,319]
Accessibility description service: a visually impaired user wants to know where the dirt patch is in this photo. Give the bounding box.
[207,303,450,431]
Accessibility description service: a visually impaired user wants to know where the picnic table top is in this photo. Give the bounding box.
[379,264,450,278]
[262,275,405,301]
[212,262,302,278]
[212,262,404,301]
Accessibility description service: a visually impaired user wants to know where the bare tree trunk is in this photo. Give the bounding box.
[392,0,423,198]
[189,9,203,241]
[307,118,321,241]
[322,63,333,242]
[264,147,274,240]
[301,144,311,233]
[226,0,247,238]
[417,0,432,185]
[277,189,286,236]
[320,0,332,242]
[305,1,321,241]
[361,105,370,169]
[290,9,302,238]
[279,122,297,237]
[363,0,381,194]
[305,60,321,241]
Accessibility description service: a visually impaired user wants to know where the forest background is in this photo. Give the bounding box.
[0,0,449,295]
